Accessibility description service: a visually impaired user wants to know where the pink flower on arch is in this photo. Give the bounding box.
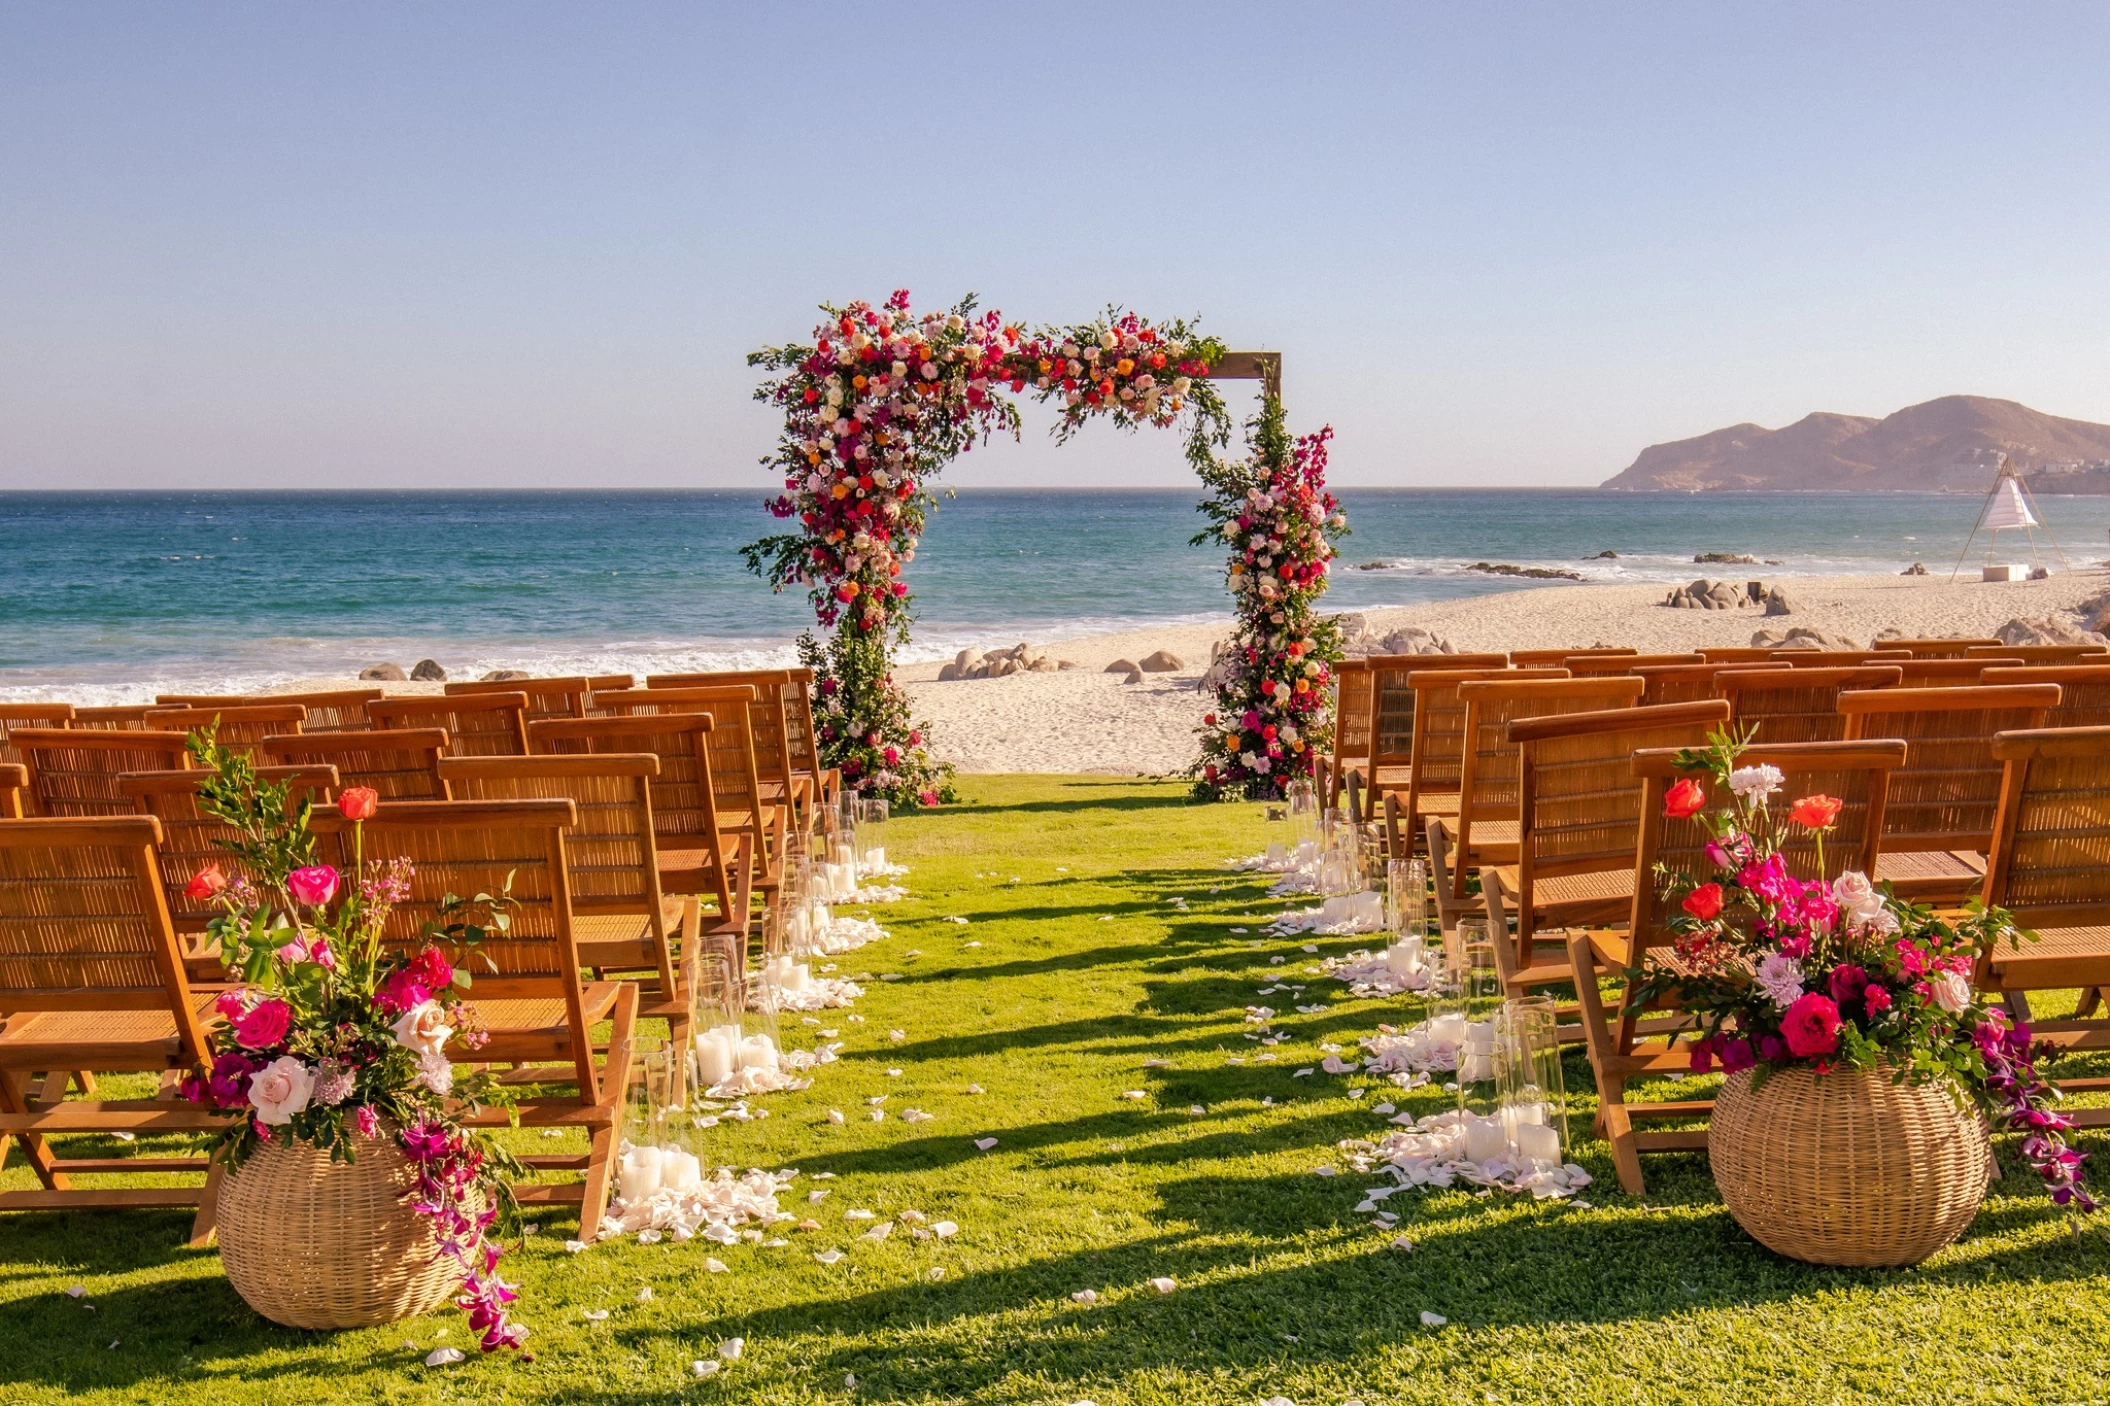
[1782,992,1844,1059]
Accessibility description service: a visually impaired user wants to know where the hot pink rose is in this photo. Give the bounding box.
[287,865,339,908]
[1781,992,1844,1059]
[233,998,292,1051]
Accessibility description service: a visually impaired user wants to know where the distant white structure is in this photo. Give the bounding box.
[1950,454,2068,581]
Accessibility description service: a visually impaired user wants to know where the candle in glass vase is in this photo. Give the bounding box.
[1458,1022,1497,1082]
[1265,841,1287,866]
[740,1034,780,1072]
[866,845,886,872]
[1429,1009,1468,1048]
[618,1144,663,1201]
[1461,1113,1508,1164]
[1515,1121,1560,1168]
[1384,938,1425,978]
[660,1146,703,1193]
[694,1024,742,1087]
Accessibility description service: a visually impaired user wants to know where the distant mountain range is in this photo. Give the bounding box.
[1601,395,2110,493]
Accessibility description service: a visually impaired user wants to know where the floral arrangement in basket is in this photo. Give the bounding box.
[1631,726,2096,1217]
[175,734,533,1350]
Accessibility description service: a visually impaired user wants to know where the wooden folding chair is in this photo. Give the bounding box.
[118,766,340,952]
[369,692,531,757]
[1881,637,2002,658]
[1,704,74,770]
[1718,665,1904,744]
[1564,652,1704,676]
[776,668,841,814]
[1840,684,2059,903]
[1444,676,1647,906]
[1768,650,1912,667]
[527,714,752,939]
[1325,659,1373,812]
[1362,653,1509,806]
[1699,647,1777,664]
[307,799,635,1237]
[441,754,745,1040]
[0,763,27,817]
[13,729,194,817]
[156,688,382,733]
[1566,739,1902,1193]
[142,704,308,752]
[0,816,227,1243]
[581,675,638,717]
[257,728,448,799]
[592,687,786,877]
[1975,725,2110,1089]
[446,676,594,724]
[646,669,834,828]
[1634,663,1729,706]
[1511,647,1634,667]
[1967,644,2109,664]
[72,706,156,730]
[1982,665,2110,728]
[1404,668,1568,926]
[1482,699,1731,998]
[1890,657,2022,688]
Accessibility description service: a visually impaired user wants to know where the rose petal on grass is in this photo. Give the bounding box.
[705,1257,730,1274]
[719,1337,744,1360]
[1149,1276,1177,1294]
[581,1309,610,1322]
[965,1083,985,1094]
[828,1109,845,1125]
[1071,1289,1099,1305]
[425,1347,465,1366]
[1420,1310,1447,1327]
[973,1137,998,1151]
[1120,1090,1146,1101]
[927,1266,946,1280]
[932,1220,959,1238]
[691,1360,720,1379]
[814,1249,843,1265]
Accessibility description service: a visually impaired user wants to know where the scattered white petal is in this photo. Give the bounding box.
[581,1309,611,1322]
[1392,1235,1416,1253]
[719,1337,744,1361]
[885,1068,904,1078]
[845,1208,874,1220]
[809,1189,831,1203]
[112,1131,136,1143]
[637,1229,663,1246]
[691,1359,720,1379]
[1230,926,1248,933]
[861,1222,893,1242]
[636,1286,655,1302]
[564,1239,588,1254]
[1142,1058,1172,1068]
[1098,915,1115,922]
[828,1109,845,1125]
[1314,1166,1338,1177]
[1056,866,1069,872]
[1121,1090,1146,1101]
[540,1127,564,1138]
[946,916,969,924]
[705,1257,730,1274]
[1270,955,1285,964]
[1071,1288,1099,1305]
[903,1108,934,1123]
[1420,1310,1447,1327]
[932,1220,959,1238]
[965,1083,984,1094]
[1573,1199,1594,1210]
[763,1237,788,1247]
[866,1095,888,1105]
[927,1265,946,1280]
[879,973,903,982]
[1262,1096,1276,1106]
[65,1285,86,1298]
[425,1347,465,1366]
[820,1028,839,1037]
[1294,1068,1314,1078]
[1148,1276,1177,1294]
[973,1137,998,1151]
[888,1030,907,1042]
[1373,1102,1396,1115]
[962,941,982,949]
[1301,944,1319,953]
[871,1108,886,1122]
[814,1249,843,1265]
[845,1374,857,1388]
[1347,1089,1366,1100]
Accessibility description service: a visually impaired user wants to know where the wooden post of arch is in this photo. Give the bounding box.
[1210,351,1282,399]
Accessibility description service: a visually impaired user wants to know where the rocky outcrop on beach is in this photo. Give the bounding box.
[940,644,1076,680]
[1335,613,1458,658]
[360,662,407,680]
[1467,561,1583,581]
[1993,616,2109,648]
[1664,579,1745,610]
[410,659,447,682]
[1603,395,2110,493]
[1753,626,1864,650]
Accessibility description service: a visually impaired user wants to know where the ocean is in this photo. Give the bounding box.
[3,488,2104,702]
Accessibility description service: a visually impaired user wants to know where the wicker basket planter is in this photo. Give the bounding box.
[1709,1063,1990,1267]
[217,1130,466,1330]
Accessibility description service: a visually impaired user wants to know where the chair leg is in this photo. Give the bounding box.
[2078,987,2105,1019]
[1482,872,1519,989]
[186,1156,227,1248]
[1382,792,1404,861]
[1565,930,1647,1196]
[1426,818,1462,931]
[0,1069,69,1191]
[579,984,640,1242]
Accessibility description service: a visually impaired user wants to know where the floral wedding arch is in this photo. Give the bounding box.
[742,290,1347,806]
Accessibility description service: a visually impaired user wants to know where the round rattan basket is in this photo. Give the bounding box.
[1710,1063,1990,1267]
[217,1130,465,1330]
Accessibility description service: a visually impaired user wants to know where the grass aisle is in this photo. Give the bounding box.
[6,774,2110,1404]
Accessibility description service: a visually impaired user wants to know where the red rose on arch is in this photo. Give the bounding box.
[1681,882,1724,922]
[1788,794,1843,829]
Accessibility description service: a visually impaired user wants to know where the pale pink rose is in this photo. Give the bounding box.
[390,1000,454,1058]
[1930,970,1973,1013]
[247,1056,315,1125]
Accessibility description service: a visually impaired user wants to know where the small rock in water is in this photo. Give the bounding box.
[409,658,448,681]
[360,662,407,681]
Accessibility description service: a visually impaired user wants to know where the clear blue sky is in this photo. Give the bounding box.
[3,3,2106,490]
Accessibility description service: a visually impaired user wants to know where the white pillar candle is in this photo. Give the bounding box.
[740,1034,780,1072]
[1462,1114,1508,1164]
[661,1147,703,1192]
[813,902,832,927]
[1384,941,1424,978]
[1429,1011,1468,1047]
[618,1145,663,1201]
[1355,891,1385,927]
[867,845,886,872]
[1515,1122,1561,1167]
[694,1024,741,1087]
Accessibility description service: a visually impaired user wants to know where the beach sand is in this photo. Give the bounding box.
[900,568,2110,775]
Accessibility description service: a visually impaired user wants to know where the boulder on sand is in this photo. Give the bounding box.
[1122,667,1144,684]
[1139,650,1184,672]
[1105,659,1139,675]
[1763,588,1794,617]
[481,669,530,681]
[1751,626,1863,650]
[1996,615,2109,647]
[410,659,448,682]
[1664,579,1743,610]
[360,662,407,681]
[937,662,962,681]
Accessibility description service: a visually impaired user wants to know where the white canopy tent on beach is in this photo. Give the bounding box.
[1949,454,2069,581]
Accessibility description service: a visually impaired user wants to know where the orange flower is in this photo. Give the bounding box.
[1663,778,1707,818]
[1789,794,1843,829]
[336,786,379,821]
[831,483,851,499]
[184,864,227,900]
[1681,882,1724,921]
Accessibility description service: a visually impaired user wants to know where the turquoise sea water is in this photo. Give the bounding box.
[3,488,2105,701]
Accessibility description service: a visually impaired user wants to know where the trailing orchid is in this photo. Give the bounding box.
[743,291,1257,808]
[175,731,532,1351]
[1632,725,2093,1222]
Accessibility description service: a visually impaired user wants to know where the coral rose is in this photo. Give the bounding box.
[1663,778,1707,819]
[1781,992,1844,1059]
[336,786,380,821]
[1681,882,1724,922]
[184,864,227,900]
[1788,794,1843,829]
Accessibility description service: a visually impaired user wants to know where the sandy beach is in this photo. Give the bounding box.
[899,567,2110,775]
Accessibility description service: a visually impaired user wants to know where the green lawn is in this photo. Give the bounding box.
[6,774,2110,1405]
